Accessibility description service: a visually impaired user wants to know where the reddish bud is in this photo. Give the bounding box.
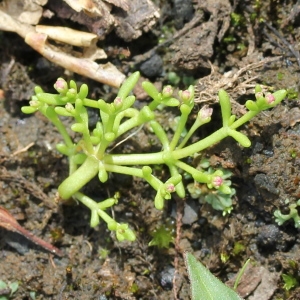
[180,90,191,102]
[114,97,123,108]
[199,105,213,121]
[166,183,176,193]
[212,176,223,188]
[162,85,173,97]
[54,78,68,94]
[265,93,275,104]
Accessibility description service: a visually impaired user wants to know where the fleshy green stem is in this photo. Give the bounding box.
[41,106,73,148]
[169,104,191,150]
[103,127,229,165]
[58,156,99,199]
[230,110,258,129]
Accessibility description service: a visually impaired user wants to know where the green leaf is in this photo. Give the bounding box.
[139,106,155,121]
[54,107,73,117]
[228,115,236,126]
[154,192,164,210]
[142,81,160,100]
[228,129,251,147]
[218,184,232,195]
[116,223,136,241]
[98,99,111,114]
[104,132,116,142]
[9,281,19,296]
[255,84,262,93]
[282,273,298,291]
[272,89,287,105]
[98,165,108,183]
[73,153,87,164]
[34,86,44,94]
[37,93,66,105]
[163,97,180,106]
[78,83,89,99]
[0,280,7,289]
[121,95,136,110]
[69,79,77,91]
[71,123,85,133]
[56,143,72,156]
[218,89,232,127]
[117,71,140,99]
[184,252,243,300]
[245,100,259,111]
[90,209,100,227]
[21,106,38,114]
[97,198,117,210]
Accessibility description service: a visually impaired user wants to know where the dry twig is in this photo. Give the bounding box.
[195,56,282,107]
[0,206,63,256]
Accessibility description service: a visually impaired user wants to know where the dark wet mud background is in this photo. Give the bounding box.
[1,0,300,299]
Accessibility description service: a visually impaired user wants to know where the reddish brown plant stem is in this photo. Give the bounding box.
[0,206,63,257]
[173,196,184,300]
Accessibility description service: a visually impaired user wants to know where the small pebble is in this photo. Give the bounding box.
[159,266,175,290]
[140,54,163,78]
[256,224,280,249]
[182,200,198,225]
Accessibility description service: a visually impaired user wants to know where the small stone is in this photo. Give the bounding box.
[256,224,280,249]
[182,200,198,225]
[140,54,163,78]
[159,266,175,290]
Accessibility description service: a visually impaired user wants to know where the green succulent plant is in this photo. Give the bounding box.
[22,72,286,241]
[274,199,300,228]
[187,158,236,215]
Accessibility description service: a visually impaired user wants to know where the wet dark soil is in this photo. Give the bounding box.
[1,0,300,299]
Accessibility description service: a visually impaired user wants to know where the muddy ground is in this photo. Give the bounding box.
[1,0,300,299]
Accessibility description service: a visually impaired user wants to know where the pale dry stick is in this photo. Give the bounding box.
[11,142,34,156]
[0,10,125,87]
[107,125,144,153]
[25,32,125,88]
[0,206,63,257]
[0,10,35,39]
[1,57,15,86]
[83,239,93,253]
[49,253,58,269]
[245,13,255,56]
[35,25,98,47]
[196,56,282,105]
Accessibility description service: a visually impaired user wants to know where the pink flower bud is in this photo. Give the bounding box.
[212,176,223,188]
[54,78,68,94]
[162,85,173,97]
[199,105,213,121]
[166,183,176,193]
[114,97,123,108]
[265,93,275,104]
[180,90,191,102]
